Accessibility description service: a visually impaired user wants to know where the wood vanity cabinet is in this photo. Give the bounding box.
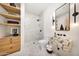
[0,3,21,56]
[0,36,20,56]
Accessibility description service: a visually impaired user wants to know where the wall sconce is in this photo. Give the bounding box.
[53,19,55,24]
[52,16,55,25]
[72,3,79,23]
[51,25,55,29]
[71,23,78,28]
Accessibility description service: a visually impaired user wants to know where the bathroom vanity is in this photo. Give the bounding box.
[0,36,20,56]
[0,3,21,56]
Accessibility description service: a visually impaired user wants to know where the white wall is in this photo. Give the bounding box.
[42,4,63,39]
[22,12,42,55]
[24,12,40,41]
[42,3,79,56]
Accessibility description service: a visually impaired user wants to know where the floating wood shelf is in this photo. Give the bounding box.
[0,13,20,20]
[0,23,20,27]
[0,3,20,14]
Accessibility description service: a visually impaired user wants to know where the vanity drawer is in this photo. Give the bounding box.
[12,39,20,44]
[0,36,20,55]
[8,43,20,53]
[0,52,9,56]
[6,36,20,44]
[0,38,11,46]
[0,43,20,56]
[0,44,11,52]
[11,36,20,44]
[0,45,11,55]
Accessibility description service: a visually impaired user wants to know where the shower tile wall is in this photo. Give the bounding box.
[39,14,44,40]
[23,12,44,55]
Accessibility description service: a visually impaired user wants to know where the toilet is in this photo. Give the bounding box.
[38,39,57,56]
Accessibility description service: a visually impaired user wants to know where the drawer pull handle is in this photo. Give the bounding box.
[10,47,12,49]
[10,41,12,44]
[10,39,12,44]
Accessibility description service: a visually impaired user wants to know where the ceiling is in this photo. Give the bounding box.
[25,3,63,16]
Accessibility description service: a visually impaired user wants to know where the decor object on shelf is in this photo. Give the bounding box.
[10,3,16,7]
[0,3,20,14]
[47,36,73,55]
[7,20,19,24]
[0,22,20,27]
[0,13,20,20]
[60,24,64,30]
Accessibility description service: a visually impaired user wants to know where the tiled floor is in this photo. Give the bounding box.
[9,40,57,56]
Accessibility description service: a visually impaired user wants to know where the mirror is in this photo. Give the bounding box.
[55,3,70,31]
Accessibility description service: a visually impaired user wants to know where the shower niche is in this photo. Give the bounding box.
[55,3,70,31]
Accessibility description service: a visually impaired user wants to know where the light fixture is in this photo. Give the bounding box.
[52,12,55,26]
[52,16,55,25]
[74,23,78,26]
[71,23,78,27]
[51,26,55,29]
[72,3,79,23]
